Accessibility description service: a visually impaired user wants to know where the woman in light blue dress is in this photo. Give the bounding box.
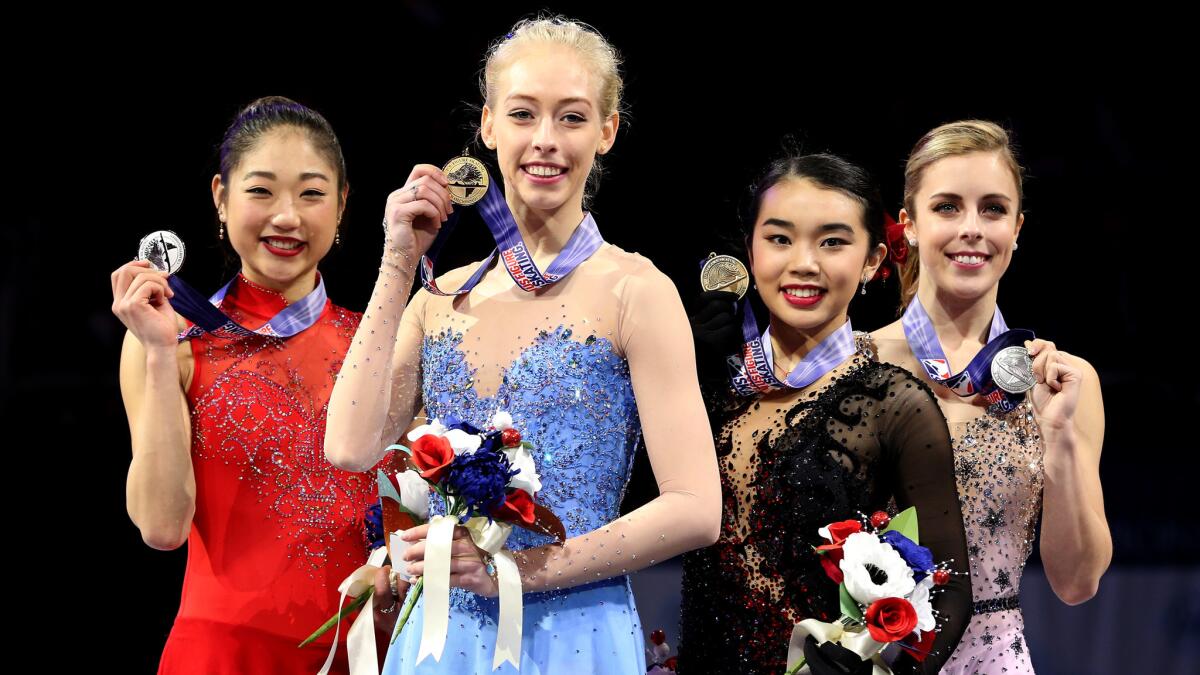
[325,16,721,674]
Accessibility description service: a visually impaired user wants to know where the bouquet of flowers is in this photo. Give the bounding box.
[387,412,563,656]
[785,507,952,675]
[303,411,563,673]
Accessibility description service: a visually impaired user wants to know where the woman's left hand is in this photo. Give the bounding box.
[401,523,499,597]
[1026,338,1082,434]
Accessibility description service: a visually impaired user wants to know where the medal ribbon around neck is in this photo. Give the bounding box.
[729,296,857,396]
[901,295,1034,413]
[419,166,604,296]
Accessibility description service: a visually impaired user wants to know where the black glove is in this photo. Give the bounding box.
[688,290,743,384]
[802,635,875,675]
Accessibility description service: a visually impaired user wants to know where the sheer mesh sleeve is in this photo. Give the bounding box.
[877,366,972,674]
[325,260,429,471]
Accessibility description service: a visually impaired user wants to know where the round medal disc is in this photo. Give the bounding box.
[442,156,490,206]
[138,230,186,275]
[991,345,1036,394]
[700,253,750,299]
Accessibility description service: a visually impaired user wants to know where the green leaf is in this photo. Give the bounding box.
[385,443,413,456]
[882,506,919,544]
[839,583,863,622]
[377,469,403,502]
[520,441,534,449]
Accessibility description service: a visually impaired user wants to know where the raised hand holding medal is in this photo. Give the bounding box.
[381,164,455,274]
[378,150,491,268]
[416,149,605,297]
[1025,338,1084,434]
[109,231,185,349]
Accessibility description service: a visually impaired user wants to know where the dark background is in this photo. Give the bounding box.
[6,5,1195,672]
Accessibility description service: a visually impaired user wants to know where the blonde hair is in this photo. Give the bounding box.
[897,120,1025,309]
[481,15,624,119]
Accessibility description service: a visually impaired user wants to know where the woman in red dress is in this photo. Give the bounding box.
[111,96,382,673]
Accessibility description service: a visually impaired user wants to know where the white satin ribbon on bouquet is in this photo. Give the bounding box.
[416,514,523,671]
[318,545,389,675]
[787,619,890,675]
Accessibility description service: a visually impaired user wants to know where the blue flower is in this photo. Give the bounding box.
[446,448,519,519]
[477,430,503,455]
[443,415,482,436]
[362,501,385,551]
[880,530,934,582]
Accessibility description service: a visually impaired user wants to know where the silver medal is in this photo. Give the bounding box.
[138,230,186,275]
[990,345,1036,394]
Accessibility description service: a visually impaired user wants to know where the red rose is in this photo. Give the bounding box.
[410,435,455,483]
[815,520,863,583]
[864,597,918,643]
[492,488,536,525]
[662,656,677,670]
[650,629,666,646]
[901,629,937,662]
[822,520,863,544]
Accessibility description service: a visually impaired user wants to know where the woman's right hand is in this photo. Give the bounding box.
[383,164,454,261]
[688,290,743,384]
[689,290,742,352]
[372,564,409,638]
[111,260,179,349]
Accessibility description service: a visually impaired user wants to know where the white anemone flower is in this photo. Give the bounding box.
[839,532,916,604]
[908,576,936,637]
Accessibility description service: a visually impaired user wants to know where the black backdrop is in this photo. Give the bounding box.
[5,6,1191,671]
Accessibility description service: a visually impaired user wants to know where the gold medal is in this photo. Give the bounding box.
[700,252,750,299]
[442,154,490,206]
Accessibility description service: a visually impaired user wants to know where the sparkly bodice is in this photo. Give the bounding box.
[871,335,1046,672]
[179,274,381,647]
[679,349,972,675]
[406,246,654,621]
[420,325,641,548]
[872,337,1046,603]
[952,401,1044,602]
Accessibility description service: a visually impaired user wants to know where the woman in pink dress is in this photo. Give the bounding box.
[871,120,1112,673]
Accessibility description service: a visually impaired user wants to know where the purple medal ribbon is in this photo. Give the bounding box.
[169,275,328,342]
[420,167,605,296]
[729,296,857,396]
[901,295,1034,413]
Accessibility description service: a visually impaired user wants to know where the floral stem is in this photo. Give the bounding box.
[298,588,372,648]
[390,577,425,645]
